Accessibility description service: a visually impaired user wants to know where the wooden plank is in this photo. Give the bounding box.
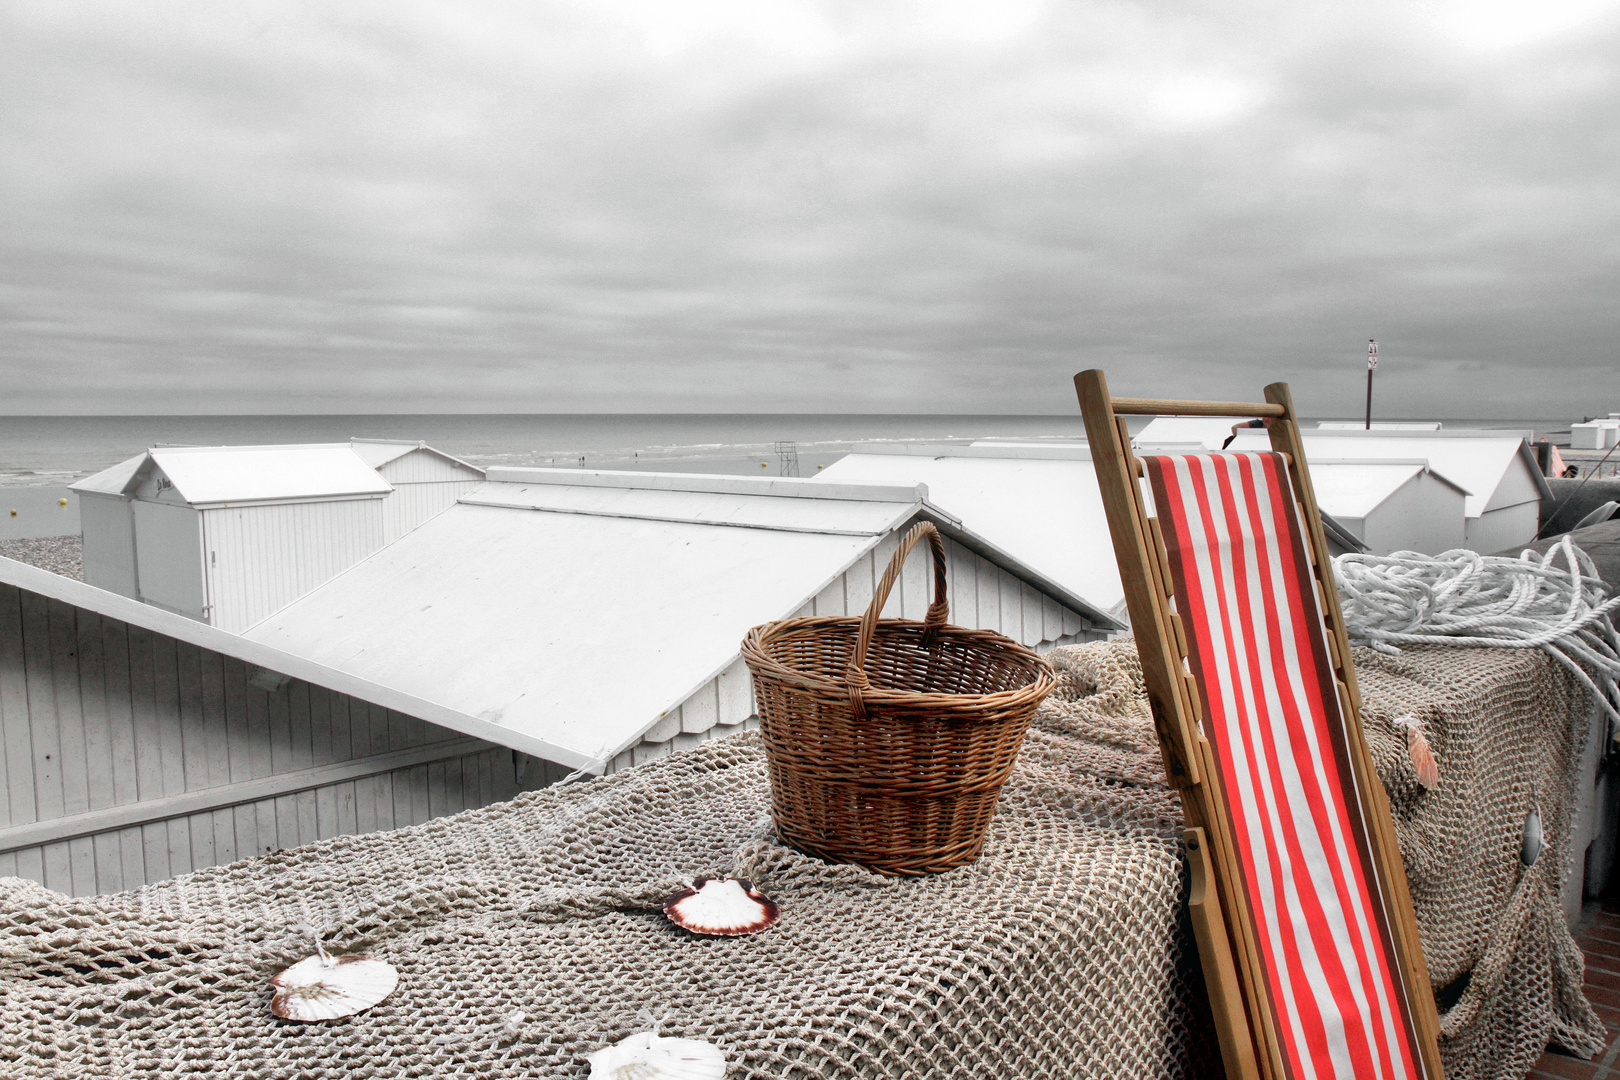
[310,685,338,838]
[945,539,977,628]
[174,641,213,873]
[871,532,902,618]
[198,650,235,868]
[1021,581,1043,647]
[999,565,1022,641]
[840,552,875,623]
[976,551,1001,635]
[19,591,69,888]
[47,600,90,819]
[716,657,753,727]
[899,531,929,620]
[147,632,192,878]
[125,627,165,881]
[0,584,37,831]
[74,611,115,813]
[1109,396,1284,418]
[812,577,845,617]
[681,680,718,734]
[1184,827,1258,1077]
[99,618,138,807]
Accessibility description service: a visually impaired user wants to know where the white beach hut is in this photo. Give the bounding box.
[1306,460,1469,556]
[244,468,1118,775]
[72,441,484,633]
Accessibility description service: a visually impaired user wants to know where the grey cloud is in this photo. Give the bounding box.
[1,0,1617,417]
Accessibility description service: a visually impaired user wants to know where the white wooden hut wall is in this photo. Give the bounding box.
[377,477,485,544]
[613,532,1106,773]
[0,582,556,897]
[202,499,388,633]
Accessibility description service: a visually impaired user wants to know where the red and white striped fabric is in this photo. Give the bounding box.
[1141,452,1429,1080]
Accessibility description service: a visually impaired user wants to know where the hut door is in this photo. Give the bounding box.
[132,501,207,620]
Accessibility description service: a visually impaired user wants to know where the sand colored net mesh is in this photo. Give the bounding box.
[0,640,1600,1078]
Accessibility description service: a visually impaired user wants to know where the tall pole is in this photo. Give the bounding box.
[1365,339,1378,429]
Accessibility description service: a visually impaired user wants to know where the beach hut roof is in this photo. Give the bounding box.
[70,453,148,497]
[812,441,1126,617]
[143,445,394,506]
[348,438,483,476]
[242,467,1113,771]
[1308,459,1470,520]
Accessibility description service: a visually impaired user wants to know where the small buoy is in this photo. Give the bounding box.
[761,462,768,469]
[8,509,14,517]
[58,498,67,507]
[1521,806,1544,868]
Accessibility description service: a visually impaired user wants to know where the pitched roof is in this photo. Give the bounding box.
[243,468,1107,770]
[813,442,1126,618]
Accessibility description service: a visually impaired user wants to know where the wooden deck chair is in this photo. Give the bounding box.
[1074,371,1445,1080]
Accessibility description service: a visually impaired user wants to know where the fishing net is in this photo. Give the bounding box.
[0,640,1600,1078]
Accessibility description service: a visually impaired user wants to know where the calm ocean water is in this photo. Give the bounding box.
[0,412,1570,488]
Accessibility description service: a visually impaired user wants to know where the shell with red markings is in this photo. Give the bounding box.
[270,945,399,1021]
[662,877,779,937]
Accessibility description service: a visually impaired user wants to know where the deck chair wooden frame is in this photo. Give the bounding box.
[1074,371,1445,1080]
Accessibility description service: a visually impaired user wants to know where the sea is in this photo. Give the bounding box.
[0,412,1571,540]
[0,413,1571,488]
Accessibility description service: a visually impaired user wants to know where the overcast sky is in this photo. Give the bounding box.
[2,0,1617,416]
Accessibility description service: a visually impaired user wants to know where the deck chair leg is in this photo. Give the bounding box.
[1185,826,1259,1077]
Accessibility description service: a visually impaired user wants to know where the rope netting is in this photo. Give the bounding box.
[1335,536,1620,738]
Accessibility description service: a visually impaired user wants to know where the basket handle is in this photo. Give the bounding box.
[845,521,949,718]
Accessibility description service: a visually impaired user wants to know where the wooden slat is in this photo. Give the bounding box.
[682,680,718,734]
[20,592,69,890]
[1184,827,1258,1076]
[1109,396,1285,418]
[0,585,37,833]
[0,736,491,853]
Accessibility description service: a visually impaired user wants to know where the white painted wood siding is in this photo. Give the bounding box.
[381,480,485,544]
[202,499,387,633]
[619,534,1105,773]
[377,449,482,484]
[78,495,139,599]
[131,501,206,619]
[0,582,551,896]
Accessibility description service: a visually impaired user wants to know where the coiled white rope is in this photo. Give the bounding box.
[1334,536,1620,736]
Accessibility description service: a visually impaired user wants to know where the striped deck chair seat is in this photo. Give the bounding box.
[1141,450,1429,1079]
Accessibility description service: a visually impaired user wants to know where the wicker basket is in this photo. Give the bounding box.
[742,521,1056,875]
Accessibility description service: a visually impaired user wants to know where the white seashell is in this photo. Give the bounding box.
[663,877,779,937]
[1521,805,1545,868]
[270,949,399,1022]
[587,1030,726,1079]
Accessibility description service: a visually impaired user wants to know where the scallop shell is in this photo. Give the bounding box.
[270,951,399,1021]
[663,877,779,937]
[587,1030,726,1079]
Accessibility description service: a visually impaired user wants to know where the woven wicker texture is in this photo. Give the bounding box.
[0,640,1598,1078]
[744,522,1057,875]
